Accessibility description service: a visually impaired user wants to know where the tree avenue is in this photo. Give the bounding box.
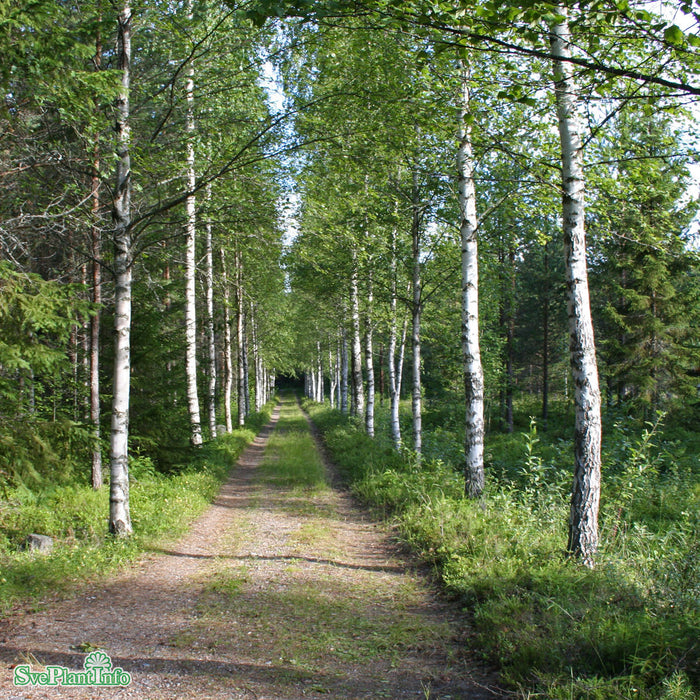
[0,0,700,700]
[1,0,699,693]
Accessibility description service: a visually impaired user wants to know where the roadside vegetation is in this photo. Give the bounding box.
[303,396,699,700]
[0,405,273,615]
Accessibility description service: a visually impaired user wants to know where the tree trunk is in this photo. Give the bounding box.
[350,250,364,418]
[411,177,422,459]
[204,182,217,439]
[109,0,133,536]
[242,308,250,416]
[340,328,349,415]
[90,24,103,490]
[458,58,485,498]
[388,228,402,450]
[184,0,202,447]
[505,244,515,433]
[397,317,407,406]
[378,343,385,406]
[365,272,375,437]
[69,323,78,420]
[329,341,337,409]
[220,248,234,434]
[236,251,246,426]
[551,9,603,567]
[253,312,264,412]
[316,340,324,403]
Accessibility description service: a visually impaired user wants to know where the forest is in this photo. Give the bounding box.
[1,0,699,698]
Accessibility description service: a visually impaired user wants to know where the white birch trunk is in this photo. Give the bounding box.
[551,10,602,567]
[109,0,133,536]
[242,308,250,415]
[411,297,422,457]
[236,252,246,426]
[90,132,102,489]
[397,316,407,404]
[204,182,217,439]
[457,59,485,497]
[365,277,375,437]
[387,228,402,450]
[387,323,401,450]
[411,179,422,459]
[329,342,337,409]
[184,0,202,446]
[335,337,342,409]
[90,21,103,489]
[350,250,364,418]
[253,315,263,412]
[220,248,233,433]
[316,340,323,403]
[340,328,349,415]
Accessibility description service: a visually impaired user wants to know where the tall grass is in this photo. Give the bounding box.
[304,398,699,700]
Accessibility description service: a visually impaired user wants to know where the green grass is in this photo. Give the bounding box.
[0,402,274,616]
[196,570,450,671]
[259,398,327,490]
[304,397,700,700]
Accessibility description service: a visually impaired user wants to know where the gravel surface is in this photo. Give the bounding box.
[0,401,503,699]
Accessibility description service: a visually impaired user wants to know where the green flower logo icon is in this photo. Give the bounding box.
[84,651,113,672]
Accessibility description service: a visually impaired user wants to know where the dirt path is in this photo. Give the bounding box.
[0,398,500,699]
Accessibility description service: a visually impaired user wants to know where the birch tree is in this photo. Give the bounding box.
[109,0,134,536]
[457,57,485,497]
[90,19,104,490]
[183,0,203,447]
[204,183,217,437]
[550,8,602,566]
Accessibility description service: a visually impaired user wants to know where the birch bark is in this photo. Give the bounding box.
[184,0,202,446]
[350,249,364,418]
[236,251,246,426]
[387,228,402,450]
[551,9,602,567]
[411,174,423,459]
[340,328,349,414]
[316,340,324,403]
[457,58,485,497]
[329,342,337,409]
[90,24,103,490]
[242,307,250,415]
[253,313,263,412]
[365,272,375,437]
[204,182,217,438]
[220,248,233,433]
[109,0,133,536]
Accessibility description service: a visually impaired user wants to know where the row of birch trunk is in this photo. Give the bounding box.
[289,12,601,565]
[103,0,279,536]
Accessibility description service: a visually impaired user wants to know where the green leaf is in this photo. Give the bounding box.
[664,24,685,46]
[517,96,537,107]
